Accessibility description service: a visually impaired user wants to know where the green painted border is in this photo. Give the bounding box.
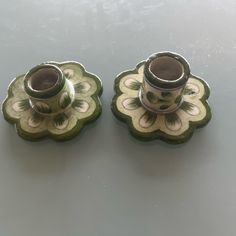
[2,61,103,142]
[111,62,212,144]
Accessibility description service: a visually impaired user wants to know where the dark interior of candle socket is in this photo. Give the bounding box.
[149,56,184,81]
[30,68,59,91]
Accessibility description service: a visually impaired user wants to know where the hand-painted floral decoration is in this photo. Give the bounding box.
[2,61,102,141]
[112,52,211,144]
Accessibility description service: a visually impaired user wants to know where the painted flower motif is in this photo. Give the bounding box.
[2,61,102,141]
[112,62,211,143]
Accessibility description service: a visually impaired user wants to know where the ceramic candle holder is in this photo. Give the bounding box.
[2,61,102,141]
[24,64,75,115]
[112,52,211,144]
[141,52,190,114]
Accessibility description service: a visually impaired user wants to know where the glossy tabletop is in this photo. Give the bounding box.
[0,0,236,236]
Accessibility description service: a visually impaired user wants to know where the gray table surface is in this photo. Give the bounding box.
[0,0,235,236]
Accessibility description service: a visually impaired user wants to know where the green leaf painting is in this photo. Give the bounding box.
[183,86,195,95]
[122,97,141,110]
[53,113,68,130]
[35,102,52,114]
[139,111,157,128]
[59,92,71,109]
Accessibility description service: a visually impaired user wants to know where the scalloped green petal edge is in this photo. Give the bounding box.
[111,62,212,144]
[2,61,103,141]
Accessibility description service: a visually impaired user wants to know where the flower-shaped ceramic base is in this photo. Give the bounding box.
[2,61,102,141]
[112,62,211,144]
